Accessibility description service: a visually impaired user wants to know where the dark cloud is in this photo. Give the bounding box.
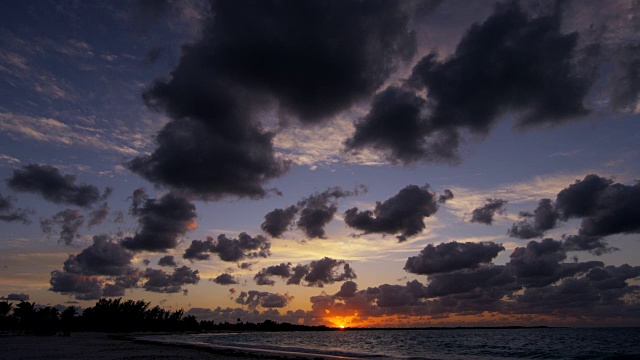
[142,265,200,293]
[254,263,292,286]
[87,203,109,228]
[261,186,366,239]
[307,237,640,323]
[508,199,558,239]
[183,237,214,261]
[130,0,421,199]
[0,193,32,224]
[49,271,103,300]
[297,257,356,287]
[345,86,447,164]
[253,258,355,287]
[346,2,595,164]
[297,186,367,239]
[183,233,271,262]
[212,273,238,285]
[335,281,358,298]
[186,306,315,325]
[404,241,505,275]
[7,164,106,207]
[421,266,514,299]
[239,262,254,270]
[507,238,602,288]
[470,198,507,225]
[344,184,441,241]
[102,283,126,297]
[100,187,113,201]
[128,118,289,200]
[287,264,310,286]
[182,0,417,123]
[438,189,454,204]
[261,205,298,238]
[0,293,29,301]
[570,178,640,238]
[555,174,612,220]
[158,255,177,267]
[63,235,134,276]
[211,233,271,262]
[40,209,84,245]
[562,235,617,256]
[121,190,197,252]
[610,44,640,112]
[509,175,640,244]
[236,290,293,309]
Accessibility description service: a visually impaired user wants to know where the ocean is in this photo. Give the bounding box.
[145,327,640,359]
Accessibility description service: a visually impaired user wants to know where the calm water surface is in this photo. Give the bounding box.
[156,328,640,359]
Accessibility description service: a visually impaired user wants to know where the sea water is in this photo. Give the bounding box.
[151,327,640,359]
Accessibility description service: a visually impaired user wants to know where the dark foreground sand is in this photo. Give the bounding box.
[0,332,362,360]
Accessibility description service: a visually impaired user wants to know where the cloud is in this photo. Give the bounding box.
[121,190,197,252]
[128,118,289,200]
[129,0,422,198]
[344,184,444,241]
[438,189,454,204]
[102,283,126,297]
[507,238,602,288]
[157,255,177,267]
[236,290,294,309]
[470,198,507,225]
[212,273,238,285]
[561,234,616,256]
[508,175,640,253]
[0,293,29,301]
[253,258,356,287]
[334,281,358,299]
[508,199,558,239]
[301,258,356,287]
[609,44,640,112]
[184,0,417,123]
[186,306,316,325]
[142,265,200,293]
[254,263,292,286]
[308,238,639,324]
[261,206,298,238]
[0,113,142,156]
[87,203,109,228]
[345,86,460,164]
[40,209,84,245]
[346,1,597,164]
[404,241,505,275]
[63,235,134,276]
[183,233,271,262]
[262,186,366,239]
[183,238,214,261]
[0,153,21,165]
[49,271,103,300]
[7,164,106,207]
[560,175,640,238]
[0,193,32,224]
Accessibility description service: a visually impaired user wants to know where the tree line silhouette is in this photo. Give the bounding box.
[0,298,330,334]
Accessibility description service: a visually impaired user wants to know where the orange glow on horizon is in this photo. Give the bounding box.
[321,311,573,328]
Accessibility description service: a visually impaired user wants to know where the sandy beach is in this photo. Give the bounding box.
[0,332,362,360]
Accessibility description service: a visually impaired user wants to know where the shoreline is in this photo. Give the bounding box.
[0,332,367,360]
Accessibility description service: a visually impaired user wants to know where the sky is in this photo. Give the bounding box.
[0,0,639,328]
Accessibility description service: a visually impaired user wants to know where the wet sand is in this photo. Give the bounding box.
[0,332,362,359]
